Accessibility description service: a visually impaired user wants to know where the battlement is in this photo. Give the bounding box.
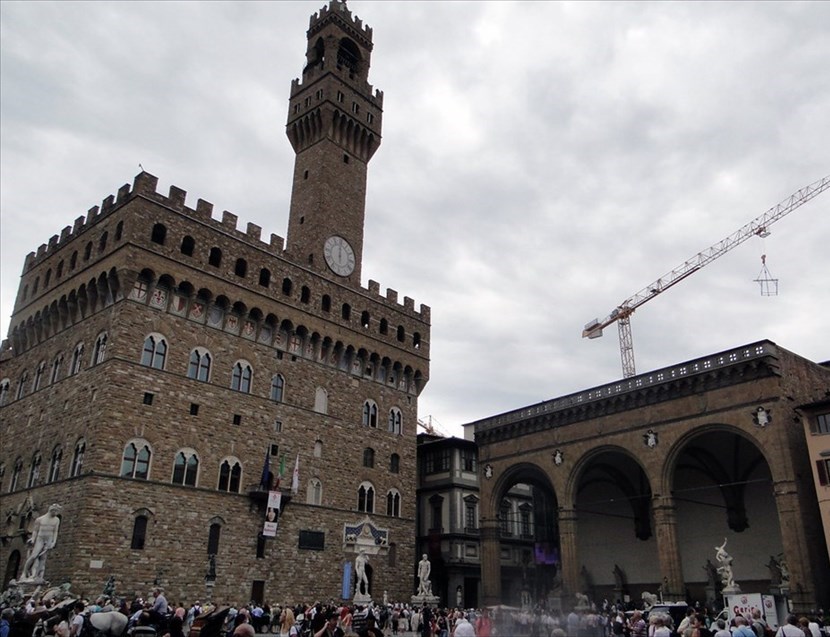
[19,172,429,322]
[310,1,372,42]
[289,77,383,108]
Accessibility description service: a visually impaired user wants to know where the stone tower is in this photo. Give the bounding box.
[285,0,383,286]
[0,2,429,603]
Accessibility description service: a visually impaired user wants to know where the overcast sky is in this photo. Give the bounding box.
[2,1,828,438]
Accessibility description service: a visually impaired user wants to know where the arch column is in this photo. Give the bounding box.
[479,519,502,606]
[558,506,579,598]
[773,479,817,612]
[651,495,684,598]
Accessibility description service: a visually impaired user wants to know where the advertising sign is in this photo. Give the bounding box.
[263,490,281,537]
[725,594,780,629]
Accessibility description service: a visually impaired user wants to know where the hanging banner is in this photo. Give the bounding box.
[341,561,352,600]
[263,491,282,537]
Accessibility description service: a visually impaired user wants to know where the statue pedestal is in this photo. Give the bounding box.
[722,585,741,595]
[354,592,373,606]
[411,593,441,607]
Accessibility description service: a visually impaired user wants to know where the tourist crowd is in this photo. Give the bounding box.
[1,587,828,637]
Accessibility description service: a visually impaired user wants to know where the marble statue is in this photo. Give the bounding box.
[21,504,62,582]
[355,549,370,595]
[715,538,739,591]
[417,554,432,596]
[641,591,658,610]
[766,555,782,586]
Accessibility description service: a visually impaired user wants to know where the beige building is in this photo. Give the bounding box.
[0,0,429,605]
[801,399,830,561]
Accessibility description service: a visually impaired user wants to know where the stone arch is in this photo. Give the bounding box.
[481,462,560,608]
[664,424,781,599]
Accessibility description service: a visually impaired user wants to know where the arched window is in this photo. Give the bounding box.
[187,348,212,382]
[98,231,108,253]
[341,303,351,320]
[282,278,292,296]
[48,445,62,483]
[357,482,375,513]
[151,223,167,245]
[131,515,148,549]
[172,450,199,487]
[208,247,222,267]
[207,522,221,555]
[92,333,108,365]
[70,251,78,270]
[361,311,370,329]
[390,453,400,474]
[301,286,311,304]
[396,325,405,342]
[388,408,402,435]
[141,334,167,369]
[71,439,85,477]
[314,387,328,414]
[180,236,195,256]
[0,379,10,406]
[362,400,378,428]
[27,452,42,488]
[9,458,23,492]
[16,372,29,400]
[321,295,331,312]
[313,440,323,458]
[231,362,253,393]
[259,268,271,287]
[413,332,422,349]
[44,269,52,288]
[33,361,46,391]
[270,374,285,402]
[115,221,124,241]
[121,441,151,480]
[70,343,84,375]
[379,318,388,335]
[386,489,401,517]
[363,447,375,468]
[84,242,92,261]
[234,258,247,277]
[50,354,63,384]
[57,260,64,279]
[307,477,323,505]
[218,459,242,493]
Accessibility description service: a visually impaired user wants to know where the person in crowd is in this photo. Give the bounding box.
[315,611,344,637]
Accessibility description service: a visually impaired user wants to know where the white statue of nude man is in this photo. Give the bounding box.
[22,504,62,582]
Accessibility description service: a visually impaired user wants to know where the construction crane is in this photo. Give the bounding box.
[583,175,830,378]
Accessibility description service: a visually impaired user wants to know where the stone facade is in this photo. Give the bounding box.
[468,342,830,612]
[0,0,429,606]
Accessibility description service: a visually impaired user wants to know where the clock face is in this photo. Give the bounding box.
[323,235,356,276]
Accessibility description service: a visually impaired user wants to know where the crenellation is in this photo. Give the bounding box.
[48,235,59,250]
[386,288,398,304]
[221,210,238,231]
[403,296,414,311]
[246,222,262,241]
[420,305,431,322]
[168,185,187,210]
[116,183,131,204]
[100,195,114,216]
[73,216,85,234]
[60,226,72,242]
[24,252,36,271]
[133,171,158,195]
[269,234,284,251]
[195,199,214,220]
[36,243,48,258]
[368,280,380,295]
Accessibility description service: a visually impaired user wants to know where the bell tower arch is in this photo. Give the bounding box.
[285,0,383,286]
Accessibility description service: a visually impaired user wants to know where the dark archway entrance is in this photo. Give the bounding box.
[495,464,559,609]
